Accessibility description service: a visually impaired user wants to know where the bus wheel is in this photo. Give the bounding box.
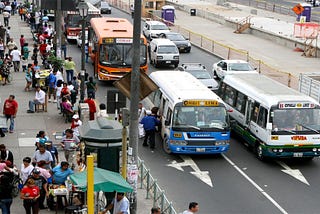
[255,143,265,161]
[163,137,171,154]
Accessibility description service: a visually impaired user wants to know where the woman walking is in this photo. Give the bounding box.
[20,178,40,214]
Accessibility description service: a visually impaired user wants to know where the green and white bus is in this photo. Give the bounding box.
[218,73,320,160]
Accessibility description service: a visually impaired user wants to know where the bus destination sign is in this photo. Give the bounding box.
[278,102,315,109]
[183,100,219,107]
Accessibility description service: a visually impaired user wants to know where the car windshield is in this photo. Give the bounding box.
[151,24,169,30]
[228,62,254,71]
[158,45,178,54]
[188,70,211,79]
[166,34,185,41]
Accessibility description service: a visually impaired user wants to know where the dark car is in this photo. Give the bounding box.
[159,32,191,53]
[177,63,219,91]
[100,2,112,14]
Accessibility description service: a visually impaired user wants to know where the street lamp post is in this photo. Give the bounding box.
[78,1,89,103]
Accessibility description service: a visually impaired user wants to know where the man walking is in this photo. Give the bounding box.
[140,110,160,150]
[3,95,18,133]
[64,57,76,83]
[3,10,9,27]
[47,70,57,103]
[10,46,20,72]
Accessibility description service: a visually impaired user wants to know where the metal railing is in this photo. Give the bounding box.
[138,157,178,214]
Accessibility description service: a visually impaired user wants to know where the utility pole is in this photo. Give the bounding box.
[56,0,62,59]
[129,0,142,212]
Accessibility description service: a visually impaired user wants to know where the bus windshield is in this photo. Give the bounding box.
[99,43,147,67]
[67,15,81,27]
[271,108,320,133]
[172,106,228,130]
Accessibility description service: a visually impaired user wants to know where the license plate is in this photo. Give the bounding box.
[165,60,171,63]
[179,47,184,50]
[196,148,205,152]
[293,152,303,157]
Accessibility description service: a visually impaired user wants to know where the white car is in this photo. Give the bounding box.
[142,20,170,41]
[212,59,257,79]
[76,31,88,48]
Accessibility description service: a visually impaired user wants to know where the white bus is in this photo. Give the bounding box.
[147,71,230,154]
[218,73,320,160]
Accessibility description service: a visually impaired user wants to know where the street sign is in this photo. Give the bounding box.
[292,4,304,15]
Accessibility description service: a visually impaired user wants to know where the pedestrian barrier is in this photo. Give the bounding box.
[109,0,298,88]
[138,158,178,214]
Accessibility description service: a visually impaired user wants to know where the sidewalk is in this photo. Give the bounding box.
[170,0,320,89]
[2,13,153,214]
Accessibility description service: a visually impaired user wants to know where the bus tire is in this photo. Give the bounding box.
[255,143,265,161]
[163,136,171,154]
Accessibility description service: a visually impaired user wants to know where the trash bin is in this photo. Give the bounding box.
[190,8,196,16]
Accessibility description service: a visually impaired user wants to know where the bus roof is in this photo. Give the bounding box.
[90,17,144,41]
[223,73,318,107]
[149,71,223,105]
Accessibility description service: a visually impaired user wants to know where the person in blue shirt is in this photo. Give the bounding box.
[45,141,59,168]
[51,161,73,185]
[47,70,57,103]
[140,110,160,149]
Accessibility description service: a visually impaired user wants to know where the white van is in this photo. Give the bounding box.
[149,39,179,68]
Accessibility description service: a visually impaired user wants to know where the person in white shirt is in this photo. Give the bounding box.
[46,25,54,36]
[20,157,34,184]
[71,114,82,137]
[10,46,20,72]
[27,85,46,113]
[182,202,199,214]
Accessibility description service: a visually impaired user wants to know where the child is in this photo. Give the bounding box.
[21,56,27,72]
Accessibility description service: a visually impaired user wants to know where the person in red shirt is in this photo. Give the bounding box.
[84,95,96,120]
[20,178,40,214]
[3,95,18,133]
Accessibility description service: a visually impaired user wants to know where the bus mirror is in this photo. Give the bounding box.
[266,123,272,130]
[165,120,170,126]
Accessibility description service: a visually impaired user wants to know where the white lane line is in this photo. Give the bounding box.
[222,154,288,214]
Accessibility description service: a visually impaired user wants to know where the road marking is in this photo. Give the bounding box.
[167,155,213,187]
[18,138,36,147]
[222,154,288,214]
[277,161,310,185]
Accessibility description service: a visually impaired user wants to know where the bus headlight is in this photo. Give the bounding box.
[170,140,187,145]
[313,148,317,152]
[100,69,109,74]
[273,149,278,153]
[215,141,228,145]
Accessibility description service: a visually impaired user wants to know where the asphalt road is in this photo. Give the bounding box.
[67,7,320,214]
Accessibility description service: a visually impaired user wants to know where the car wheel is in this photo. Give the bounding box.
[163,136,171,154]
[255,143,266,161]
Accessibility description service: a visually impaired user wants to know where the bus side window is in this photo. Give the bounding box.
[217,82,226,97]
[165,108,172,125]
[235,92,247,114]
[257,107,268,128]
[224,85,236,107]
[251,102,260,123]
[154,90,162,107]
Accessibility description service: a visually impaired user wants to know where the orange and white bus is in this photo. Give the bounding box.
[64,2,101,41]
[89,17,148,81]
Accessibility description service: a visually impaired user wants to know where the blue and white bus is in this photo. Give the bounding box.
[147,71,230,154]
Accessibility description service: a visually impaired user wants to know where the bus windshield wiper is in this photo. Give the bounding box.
[298,123,320,134]
[178,124,200,130]
[274,129,296,134]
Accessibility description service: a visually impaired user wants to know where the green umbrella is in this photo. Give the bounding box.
[70,167,133,193]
